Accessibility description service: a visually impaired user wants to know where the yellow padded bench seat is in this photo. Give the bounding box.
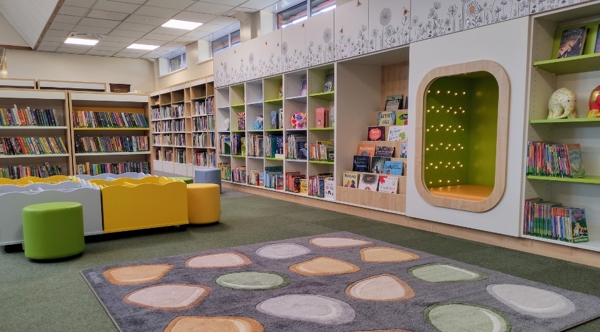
[187,183,220,224]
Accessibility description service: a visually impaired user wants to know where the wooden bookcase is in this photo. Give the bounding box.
[69,91,151,175]
[524,1,600,252]
[150,76,215,177]
[0,89,72,178]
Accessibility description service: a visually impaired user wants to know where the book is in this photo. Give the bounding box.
[370,156,390,174]
[237,112,245,130]
[352,155,370,172]
[315,108,327,128]
[270,110,279,129]
[378,175,399,194]
[358,173,378,190]
[377,111,396,126]
[279,82,283,98]
[388,125,407,141]
[329,107,335,127]
[324,179,335,200]
[300,178,308,194]
[367,126,385,141]
[400,143,407,158]
[323,71,334,92]
[396,110,408,125]
[596,24,600,53]
[253,115,263,130]
[556,26,587,59]
[343,172,359,188]
[300,76,308,96]
[570,208,589,243]
[374,145,395,157]
[383,160,404,175]
[565,143,585,178]
[385,94,403,111]
[356,143,376,156]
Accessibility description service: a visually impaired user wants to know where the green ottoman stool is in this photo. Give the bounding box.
[22,202,85,260]
[170,176,194,184]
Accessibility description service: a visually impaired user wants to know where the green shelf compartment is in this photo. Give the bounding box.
[530,117,600,124]
[231,104,245,108]
[308,127,334,131]
[533,53,600,75]
[527,175,600,184]
[308,160,334,165]
[308,91,335,101]
[264,157,284,161]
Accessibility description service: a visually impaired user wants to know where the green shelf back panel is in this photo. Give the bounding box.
[424,72,498,189]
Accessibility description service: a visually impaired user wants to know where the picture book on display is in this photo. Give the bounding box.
[300,76,308,96]
[383,160,404,175]
[237,112,245,130]
[556,26,587,59]
[356,143,376,156]
[370,156,390,174]
[367,126,385,141]
[385,95,403,112]
[353,156,370,172]
[396,110,408,125]
[374,146,395,157]
[323,71,334,92]
[343,172,359,188]
[324,179,335,200]
[358,173,378,190]
[315,108,329,128]
[270,110,282,129]
[378,175,399,194]
[377,111,396,126]
[388,125,407,141]
[400,143,407,158]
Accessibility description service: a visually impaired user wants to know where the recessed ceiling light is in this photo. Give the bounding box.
[128,44,159,50]
[65,37,99,46]
[162,19,202,30]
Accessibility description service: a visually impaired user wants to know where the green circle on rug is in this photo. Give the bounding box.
[425,303,510,332]
[215,272,290,290]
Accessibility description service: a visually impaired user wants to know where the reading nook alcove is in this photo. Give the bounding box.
[415,60,510,213]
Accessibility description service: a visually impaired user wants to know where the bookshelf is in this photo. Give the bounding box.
[150,77,216,176]
[69,92,151,176]
[0,89,72,178]
[524,1,600,251]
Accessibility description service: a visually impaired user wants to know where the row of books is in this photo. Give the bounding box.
[342,172,401,194]
[75,161,150,175]
[1,107,61,127]
[524,198,589,243]
[526,141,585,178]
[377,109,408,126]
[247,134,264,157]
[307,173,333,198]
[176,149,185,164]
[175,133,185,146]
[153,134,172,146]
[72,111,148,128]
[286,134,307,160]
[219,162,231,181]
[232,166,247,183]
[193,151,216,168]
[264,166,283,189]
[219,134,231,154]
[314,107,335,128]
[265,134,284,159]
[353,156,405,175]
[193,132,215,148]
[366,125,408,141]
[1,162,63,179]
[309,141,334,162]
[285,172,305,193]
[231,133,245,156]
[0,136,67,155]
[164,149,173,162]
[74,136,149,153]
[173,119,185,132]
[193,116,215,131]
[269,109,284,130]
[194,97,214,116]
[152,105,184,120]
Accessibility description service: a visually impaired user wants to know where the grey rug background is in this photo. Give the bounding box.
[81,231,600,332]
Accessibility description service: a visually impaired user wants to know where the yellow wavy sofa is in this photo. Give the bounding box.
[89,177,188,233]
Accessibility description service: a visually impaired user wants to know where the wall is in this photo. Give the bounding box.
[5,49,155,92]
[0,12,29,48]
[155,42,213,90]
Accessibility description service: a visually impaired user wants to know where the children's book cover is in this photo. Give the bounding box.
[388,125,407,141]
[315,108,328,128]
[353,155,370,172]
[383,160,404,175]
[324,179,335,200]
[377,111,396,126]
[396,110,408,125]
[237,112,246,130]
[270,110,279,129]
[370,156,390,174]
[378,175,399,194]
[323,72,334,92]
[556,26,587,59]
[356,143,376,156]
[358,173,378,191]
[300,178,308,195]
[400,143,407,158]
[570,208,589,243]
[566,143,585,178]
[385,94,403,111]
[374,145,395,157]
[367,126,385,141]
[343,172,359,188]
[300,76,308,96]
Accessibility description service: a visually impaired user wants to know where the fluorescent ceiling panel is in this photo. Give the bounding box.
[65,37,100,45]
[162,19,203,30]
[128,43,159,50]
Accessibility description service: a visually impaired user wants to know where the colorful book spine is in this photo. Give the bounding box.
[0,136,67,155]
[0,107,60,127]
[75,161,150,175]
[0,163,63,179]
[72,111,148,128]
[74,136,149,153]
[193,151,216,167]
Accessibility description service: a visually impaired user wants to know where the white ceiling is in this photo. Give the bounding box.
[0,0,60,48]
[15,0,281,59]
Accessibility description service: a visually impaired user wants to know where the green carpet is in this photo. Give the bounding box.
[1,194,600,331]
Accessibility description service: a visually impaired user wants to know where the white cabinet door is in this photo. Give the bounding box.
[409,0,463,42]
[463,0,530,29]
[368,0,411,52]
[214,47,231,88]
[282,23,306,72]
[335,0,370,60]
[260,29,282,78]
[305,9,335,67]
[245,37,261,81]
[229,43,247,85]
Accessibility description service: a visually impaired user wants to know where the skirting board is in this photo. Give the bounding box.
[223,182,600,269]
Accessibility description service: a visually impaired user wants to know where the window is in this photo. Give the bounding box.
[169,53,186,72]
[211,30,241,55]
[277,0,335,29]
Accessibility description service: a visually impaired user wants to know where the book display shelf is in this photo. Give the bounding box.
[0,89,72,178]
[70,92,151,175]
[524,2,600,252]
[151,77,216,177]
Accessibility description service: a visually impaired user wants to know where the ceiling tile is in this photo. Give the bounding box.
[134,38,169,45]
[96,40,131,48]
[207,16,238,26]
[56,46,91,54]
[62,0,97,8]
[37,45,60,52]
[93,45,127,51]
[49,21,77,31]
[86,49,119,56]
[174,36,197,43]
[87,9,130,21]
[194,23,223,32]
[241,0,280,10]
[111,0,147,4]
[109,29,147,38]
[149,27,188,37]
[79,18,122,28]
[142,53,163,59]
[134,6,178,18]
[184,30,210,38]
[45,29,72,38]
[72,25,114,34]
[172,11,216,23]
[186,2,233,15]
[227,6,258,13]
[142,33,178,41]
[39,41,63,48]
[201,0,247,6]
[54,14,83,24]
[117,22,156,32]
[59,5,90,16]
[144,0,195,10]
[162,41,188,48]
[42,34,69,43]
[102,35,138,43]
[93,0,141,14]
[114,51,147,58]
[124,14,168,25]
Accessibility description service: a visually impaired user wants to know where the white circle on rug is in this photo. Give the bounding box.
[255,243,311,259]
[487,284,576,318]
[256,294,355,325]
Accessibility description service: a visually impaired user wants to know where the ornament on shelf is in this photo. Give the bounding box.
[588,85,600,118]
[223,118,230,131]
[254,115,263,130]
[547,87,577,119]
[290,112,306,129]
